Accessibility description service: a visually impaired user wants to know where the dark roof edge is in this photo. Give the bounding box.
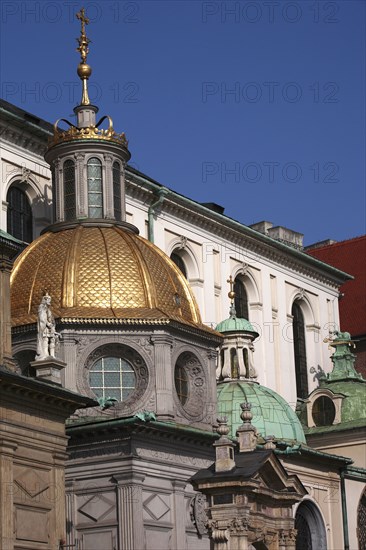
[126,167,352,285]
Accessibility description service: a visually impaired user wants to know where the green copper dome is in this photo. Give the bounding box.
[217,381,306,444]
[216,316,258,335]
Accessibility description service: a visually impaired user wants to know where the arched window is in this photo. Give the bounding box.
[171,252,187,278]
[234,277,249,319]
[292,302,308,399]
[295,500,327,550]
[6,186,33,242]
[174,363,188,405]
[63,159,76,221]
[87,157,103,218]
[312,396,336,426]
[113,161,121,221]
[357,488,366,550]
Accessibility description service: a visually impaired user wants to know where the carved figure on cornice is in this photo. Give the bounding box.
[190,493,208,536]
[35,293,59,361]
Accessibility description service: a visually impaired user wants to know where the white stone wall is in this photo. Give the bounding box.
[1,116,342,408]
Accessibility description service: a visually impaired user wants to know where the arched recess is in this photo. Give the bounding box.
[288,290,316,326]
[357,487,366,550]
[295,499,327,550]
[168,240,201,281]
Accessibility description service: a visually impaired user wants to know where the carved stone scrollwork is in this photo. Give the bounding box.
[179,235,188,249]
[229,517,249,534]
[207,521,230,543]
[297,288,306,300]
[190,493,208,536]
[279,528,297,546]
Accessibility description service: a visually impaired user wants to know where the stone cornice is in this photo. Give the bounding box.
[0,366,96,414]
[0,121,49,157]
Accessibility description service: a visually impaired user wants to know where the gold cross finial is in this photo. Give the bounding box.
[76,7,90,64]
[75,7,92,105]
[76,7,89,36]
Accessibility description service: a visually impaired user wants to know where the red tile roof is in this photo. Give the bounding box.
[307,236,366,337]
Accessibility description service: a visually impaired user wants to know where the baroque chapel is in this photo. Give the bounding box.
[0,9,365,550]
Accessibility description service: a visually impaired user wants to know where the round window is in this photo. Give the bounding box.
[312,396,336,426]
[89,357,136,402]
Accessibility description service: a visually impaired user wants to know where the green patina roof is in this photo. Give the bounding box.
[320,378,366,423]
[217,380,306,444]
[216,316,257,334]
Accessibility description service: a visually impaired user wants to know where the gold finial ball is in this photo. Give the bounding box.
[228,290,235,300]
[77,63,92,79]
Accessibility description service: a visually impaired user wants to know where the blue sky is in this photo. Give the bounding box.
[1,0,365,245]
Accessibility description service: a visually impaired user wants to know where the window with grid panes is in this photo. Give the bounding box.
[89,357,136,402]
[6,186,33,242]
[174,363,188,405]
[87,157,103,218]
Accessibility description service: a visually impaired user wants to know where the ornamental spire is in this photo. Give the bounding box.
[76,7,92,105]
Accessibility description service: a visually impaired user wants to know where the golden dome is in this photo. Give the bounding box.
[10,224,204,329]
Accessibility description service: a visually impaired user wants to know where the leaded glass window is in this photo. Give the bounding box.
[175,364,188,405]
[87,157,103,218]
[63,159,76,220]
[113,161,121,220]
[234,277,249,319]
[292,302,308,399]
[6,186,33,242]
[89,357,136,402]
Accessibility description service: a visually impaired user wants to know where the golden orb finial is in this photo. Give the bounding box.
[227,275,237,318]
[227,275,235,302]
[76,7,92,105]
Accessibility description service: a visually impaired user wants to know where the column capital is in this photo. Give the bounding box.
[150,334,174,347]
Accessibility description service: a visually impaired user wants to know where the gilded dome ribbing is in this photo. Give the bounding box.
[11,224,203,328]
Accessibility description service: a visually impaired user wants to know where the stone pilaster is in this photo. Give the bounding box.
[151,334,174,419]
[0,259,14,369]
[103,153,114,218]
[65,480,76,549]
[52,451,68,547]
[114,472,145,550]
[61,334,77,390]
[76,153,86,218]
[171,480,187,549]
[0,440,17,550]
[120,163,126,221]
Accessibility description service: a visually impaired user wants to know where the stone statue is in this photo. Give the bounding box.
[36,293,58,361]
